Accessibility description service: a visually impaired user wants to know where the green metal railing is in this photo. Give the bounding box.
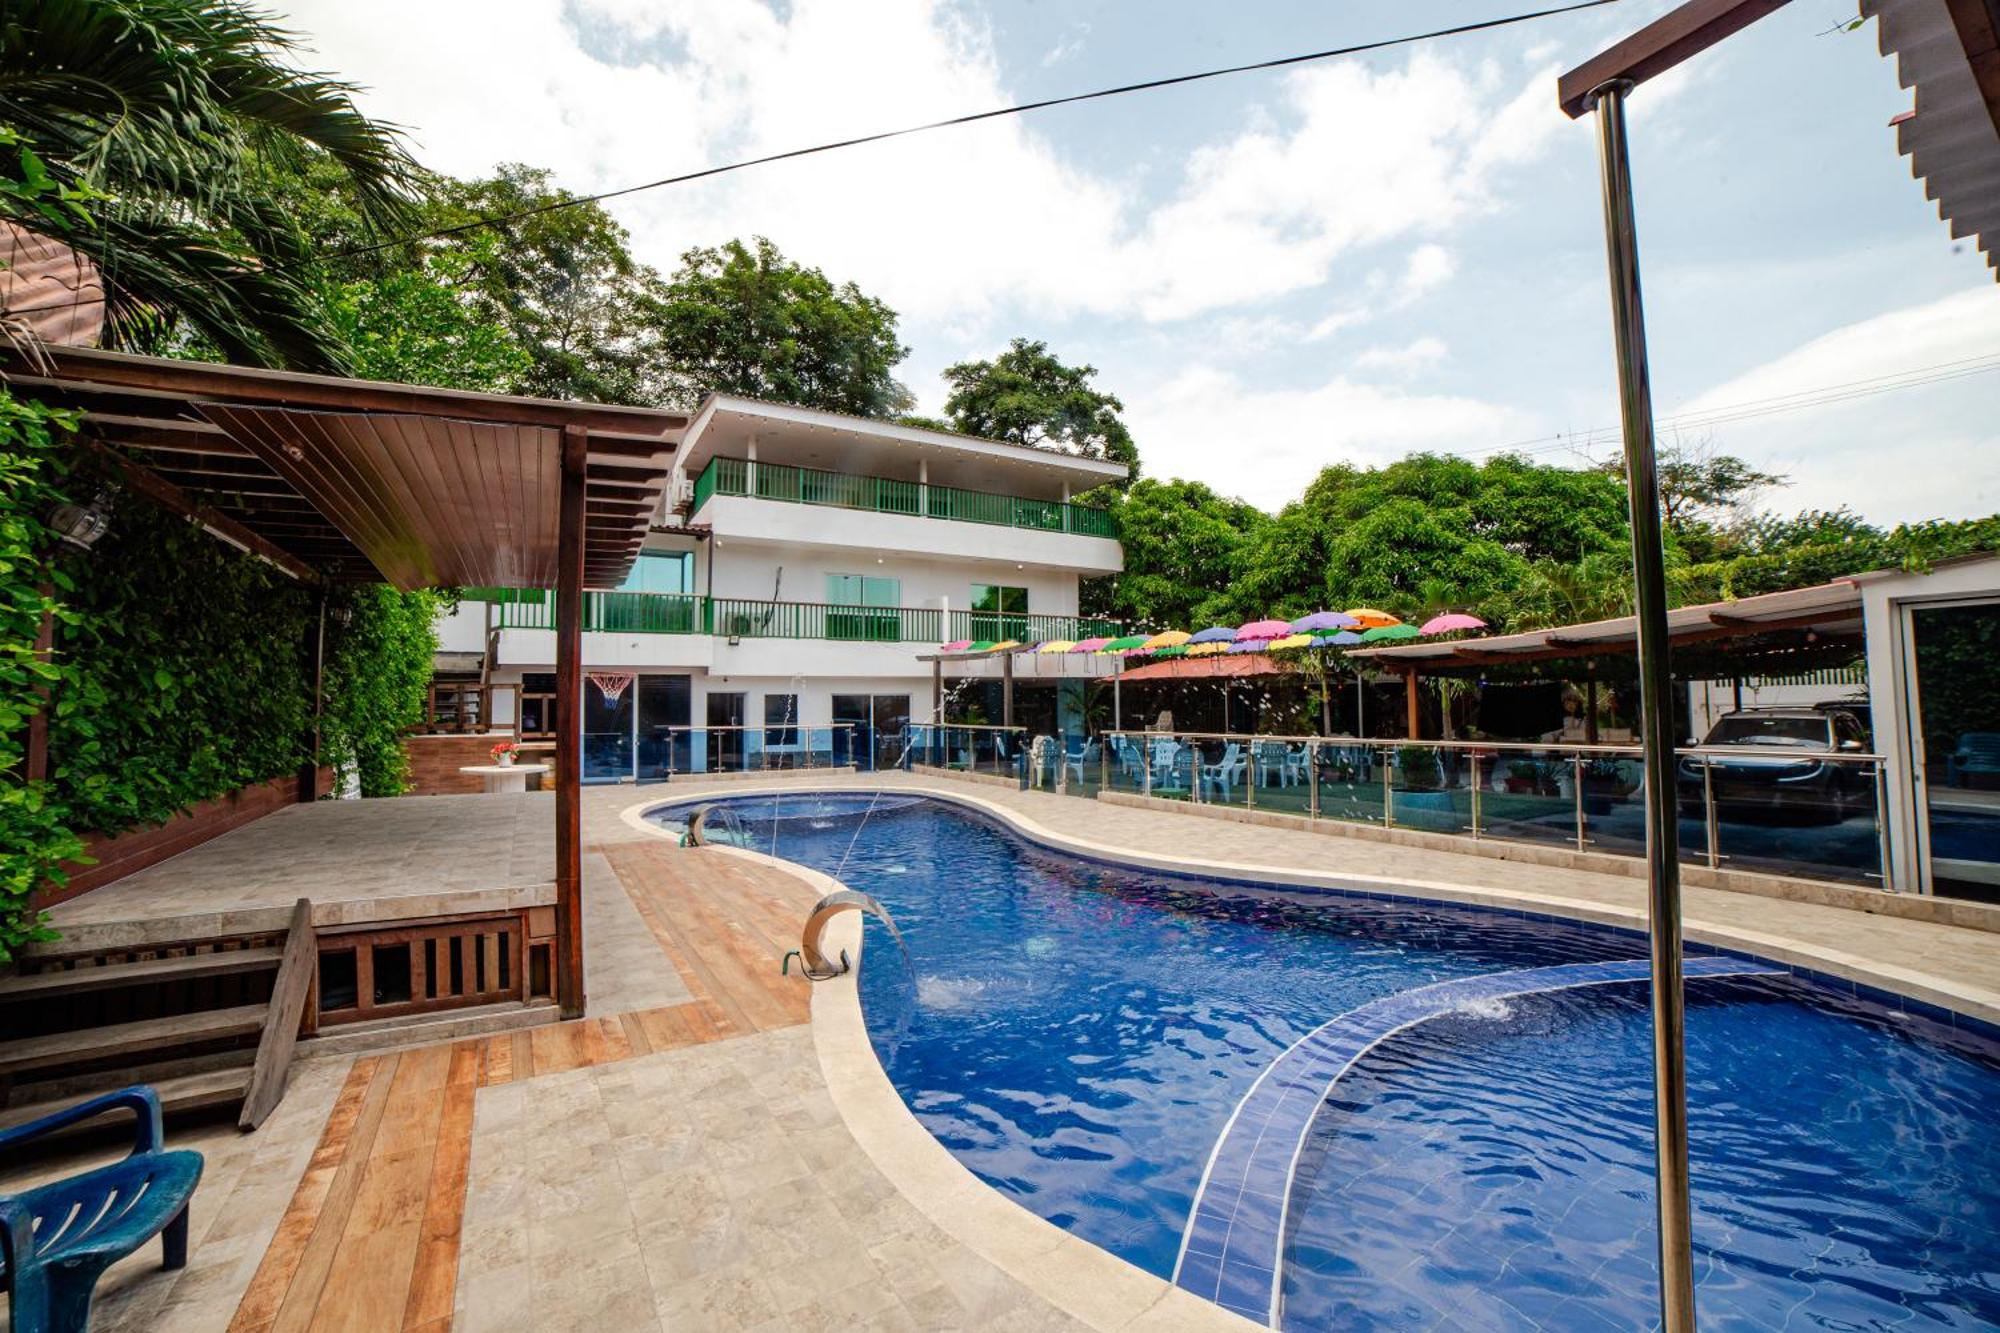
[710,599,942,642]
[485,588,1118,643]
[948,610,1120,643]
[692,456,1115,537]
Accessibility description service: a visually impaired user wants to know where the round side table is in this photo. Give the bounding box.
[458,763,550,794]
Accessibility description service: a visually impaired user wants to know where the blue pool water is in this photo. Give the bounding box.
[648,793,2000,1329]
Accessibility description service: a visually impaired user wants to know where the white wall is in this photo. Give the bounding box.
[705,541,1081,618]
[434,600,488,653]
[695,494,1121,574]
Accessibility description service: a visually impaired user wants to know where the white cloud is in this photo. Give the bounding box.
[1353,336,1449,375]
[288,2,1564,330]
[1123,363,1532,510]
[1673,289,2000,523]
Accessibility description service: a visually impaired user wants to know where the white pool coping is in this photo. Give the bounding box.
[617,780,2000,1331]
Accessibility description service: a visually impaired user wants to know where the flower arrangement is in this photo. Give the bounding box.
[489,740,519,766]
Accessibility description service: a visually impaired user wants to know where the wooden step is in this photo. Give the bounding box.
[0,947,283,1001]
[0,1066,252,1134]
[0,1005,267,1080]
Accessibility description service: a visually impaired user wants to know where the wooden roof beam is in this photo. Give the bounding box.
[85,440,318,582]
[1558,0,1792,117]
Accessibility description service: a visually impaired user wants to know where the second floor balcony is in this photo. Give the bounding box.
[487,589,1119,645]
[690,456,1117,539]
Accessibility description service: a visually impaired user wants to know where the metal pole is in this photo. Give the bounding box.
[1873,760,1895,891]
[1590,78,1693,1333]
[1574,753,1588,851]
[1382,749,1394,829]
[1308,741,1320,820]
[1703,760,1720,869]
[1114,661,1123,733]
[1470,753,1482,839]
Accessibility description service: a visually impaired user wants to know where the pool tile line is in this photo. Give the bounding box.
[1171,956,1785,1327]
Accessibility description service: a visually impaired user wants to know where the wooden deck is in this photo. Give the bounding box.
[226,843,820,1333]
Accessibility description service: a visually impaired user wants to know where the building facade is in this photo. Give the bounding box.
[437,396,1127,780]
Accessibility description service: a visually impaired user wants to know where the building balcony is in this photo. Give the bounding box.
[690,457,1117,539]
[487,590,1117,645]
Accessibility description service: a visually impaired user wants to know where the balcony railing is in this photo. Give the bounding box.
[485,588,1118,643]
[691,456,1116,538]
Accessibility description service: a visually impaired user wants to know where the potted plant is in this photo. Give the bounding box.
[1396,745,1442,791]
[490,740,519,768]
[1504,758,1546,795]
[1580,757,1637,814]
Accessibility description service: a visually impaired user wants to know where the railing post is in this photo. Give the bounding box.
[1100,735,1109,793]
[1143,739,1153,799]
[1382,748,1394,829]
[1874,760,1895,891]
[1308,741,1320,820]
[1246,741,1256,810]
[1703,759,1720,869]
[1573,753,1587,850]
[1470,753,1481,839]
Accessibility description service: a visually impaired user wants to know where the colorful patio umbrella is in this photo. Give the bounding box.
[987,640,1021,653]
[1269,633,1315,651]
[1236,618,1293,640]
[1312,631,1364,647]
[1105,634,1152,653]
[1345,608,1402,629]
[1291,611,1360,633]
[940,639,973,652]
[1143,630,1192,651]
[968,640,998,652]
[1186,640,1231,656]
[1071,636,1112,653]
[1228,639,1270,653]
[1188,625,1237,644]
[1152,644,1189,659]
[1420,612,1488,635]
[1037,639,1077,654]
[1359,624,1421,643]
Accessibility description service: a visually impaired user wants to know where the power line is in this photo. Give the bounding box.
[329,0,1626,262]
[1468,351,2000,462]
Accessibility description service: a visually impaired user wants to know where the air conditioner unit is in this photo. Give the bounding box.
[673,477,695,506]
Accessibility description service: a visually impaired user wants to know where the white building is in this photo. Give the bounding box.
[436,396,1127,780]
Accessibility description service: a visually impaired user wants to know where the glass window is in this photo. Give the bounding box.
[764,693,800,747]
[827,573,900,606]
[970,583,1028,614]
[619,550,694,595]
[1704,714,1832,748]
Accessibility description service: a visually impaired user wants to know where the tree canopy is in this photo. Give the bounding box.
[647,236,911,416]
[942,338,1140,474]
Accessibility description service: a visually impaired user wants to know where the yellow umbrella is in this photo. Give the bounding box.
[1344,607,1402,629]
[1186,640,1230,657]
[1269,633,1314,650]
[1143,630,1191,650]
[1038,639,1077,654]
[987,639,1020,653]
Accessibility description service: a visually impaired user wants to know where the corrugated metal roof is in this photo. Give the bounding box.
[1864,0,2000,279]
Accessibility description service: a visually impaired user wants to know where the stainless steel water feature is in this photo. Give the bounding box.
[681,803,750,848]
[788,890,908,980]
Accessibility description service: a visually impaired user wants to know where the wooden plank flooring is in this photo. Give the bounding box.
[229,843,820,1330]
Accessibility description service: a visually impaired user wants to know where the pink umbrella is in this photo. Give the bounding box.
[1419,613,1487,635]
[1071,636,1112,653]
[941,639,974,652]
[1236,618,1292,641]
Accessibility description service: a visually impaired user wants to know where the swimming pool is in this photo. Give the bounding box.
[647,791,2000,1329]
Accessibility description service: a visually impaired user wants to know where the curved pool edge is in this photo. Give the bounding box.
[616,791,1259,1331]
[618,781,2000,1031]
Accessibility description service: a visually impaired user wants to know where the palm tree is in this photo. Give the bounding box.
[0,0,418,370]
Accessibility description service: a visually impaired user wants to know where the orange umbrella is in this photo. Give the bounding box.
[1344,607,1402,630]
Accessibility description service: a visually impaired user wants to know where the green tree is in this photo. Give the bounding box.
[647,236,911,416]
[427,165,664,403]
[942,338,1139,474]
[1085,478,1263,627]
[0,0,417,369]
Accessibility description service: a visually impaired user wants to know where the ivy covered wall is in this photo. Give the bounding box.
[1,391,445,959]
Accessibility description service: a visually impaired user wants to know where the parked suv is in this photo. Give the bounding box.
[1677,706,1874,824]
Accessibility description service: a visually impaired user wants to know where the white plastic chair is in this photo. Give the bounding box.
[1201,743,1245,799]
[1065,738,1099,786]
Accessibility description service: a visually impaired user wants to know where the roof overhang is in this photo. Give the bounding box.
[4,344,689,589]
[1863,0,2000,278]
[1347,578,1869,673]
[678,394,1128,501]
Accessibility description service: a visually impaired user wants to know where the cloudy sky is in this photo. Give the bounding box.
[285,0,1998,523]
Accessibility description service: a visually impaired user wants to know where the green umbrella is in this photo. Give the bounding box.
[1104,634,1152,653]
[1360,623,1421,643]
[968,640,998,652]
[1152,644,1188,659]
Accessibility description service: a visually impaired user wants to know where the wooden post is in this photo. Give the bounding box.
[1405,670,1422,740]
[1586,674,1601,744]
[555,425,587,1020]
[299,594,326,802]
[26,596,52,783]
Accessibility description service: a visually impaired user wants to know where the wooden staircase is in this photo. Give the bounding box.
[0,899,316,1133]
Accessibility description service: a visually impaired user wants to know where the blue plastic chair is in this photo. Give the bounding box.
[1948,732,2000,787]
[1,1086,203,1333]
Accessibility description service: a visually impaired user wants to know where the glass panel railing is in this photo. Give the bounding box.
[1386,743,1475,838]
[653,725,854,775]
[693,456,1115,539]
[900,724,1029,779]
[1473,746,1580,849]
[1249,739,1314,819]
[1688,748,1886,886]
[1311,743,1386,827]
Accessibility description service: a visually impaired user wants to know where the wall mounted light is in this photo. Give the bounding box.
[47,492,112,550]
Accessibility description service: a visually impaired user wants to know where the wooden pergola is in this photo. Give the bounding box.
[8,344,691,1019]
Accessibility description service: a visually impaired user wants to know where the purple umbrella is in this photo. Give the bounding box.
[1229,639,1270,653]
[1188,625,1237,644]
[1311,631,1365,647]
[1291,611,1360,633]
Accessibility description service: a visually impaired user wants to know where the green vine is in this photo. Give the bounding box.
[321,585,447,797]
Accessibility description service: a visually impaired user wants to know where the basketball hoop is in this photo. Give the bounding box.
[587,671,635,705]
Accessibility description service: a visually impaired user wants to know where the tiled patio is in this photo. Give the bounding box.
[8,773,1998,1332]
